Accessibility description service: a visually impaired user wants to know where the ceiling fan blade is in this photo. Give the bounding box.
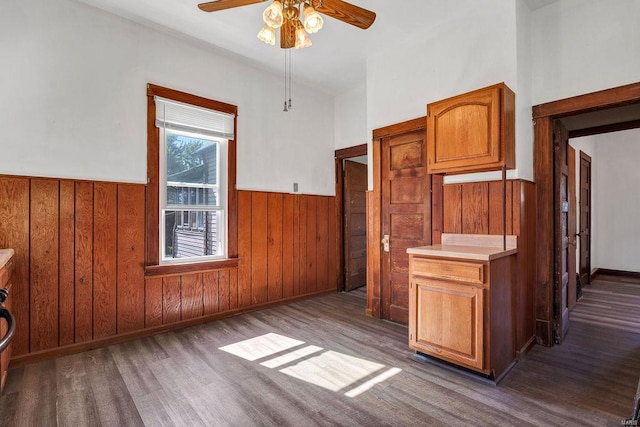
[198,0,266,13]
[280,20,296,49]
[315,0,376,29]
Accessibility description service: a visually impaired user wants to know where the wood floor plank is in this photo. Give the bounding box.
[84,347,144,426]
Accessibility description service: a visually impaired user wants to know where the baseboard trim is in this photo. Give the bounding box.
[516,336,536,359]
[10,289,336,367]
[592,268,640,281]
[535,319,553,347]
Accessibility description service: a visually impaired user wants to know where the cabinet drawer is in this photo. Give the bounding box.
[412,258,484,284]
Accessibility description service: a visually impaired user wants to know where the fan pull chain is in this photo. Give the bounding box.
[288,49,292,110]
[283,50,288,112]
[283,49,293,112]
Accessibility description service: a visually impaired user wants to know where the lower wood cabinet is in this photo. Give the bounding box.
[409,253,515,381]
[0,254,13,393]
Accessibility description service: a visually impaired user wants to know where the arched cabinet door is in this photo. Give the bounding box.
[427,83,515,175]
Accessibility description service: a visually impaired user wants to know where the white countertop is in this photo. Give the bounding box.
[0,249,14,269]
[406,233,517,261]
[407,244,517,261]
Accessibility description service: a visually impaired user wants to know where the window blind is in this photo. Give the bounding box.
[155,96,235,139]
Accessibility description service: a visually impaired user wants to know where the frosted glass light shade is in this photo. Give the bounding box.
[257,24,276,45]
[263,1,284,28]
[303,5,323,34]
[294,25,312,49]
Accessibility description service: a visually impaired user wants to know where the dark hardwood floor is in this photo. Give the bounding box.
[0,281,638,426]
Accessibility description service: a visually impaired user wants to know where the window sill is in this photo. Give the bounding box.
[145,258,239,277]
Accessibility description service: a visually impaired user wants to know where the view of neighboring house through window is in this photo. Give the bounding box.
[155,96,233,263]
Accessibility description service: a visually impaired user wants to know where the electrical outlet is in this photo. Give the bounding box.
[293,182,299,193]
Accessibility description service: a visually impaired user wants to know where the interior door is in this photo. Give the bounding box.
[579,151,592,287]
[568,145,577,311]
[344,160,368,291]
[554,120,575,342]
[381,129,431,324]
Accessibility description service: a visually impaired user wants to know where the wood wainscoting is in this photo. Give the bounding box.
[0,176,338,364]
[441,179,537,356]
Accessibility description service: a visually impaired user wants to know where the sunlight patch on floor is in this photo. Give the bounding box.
[280,350,385,392]
[219,333,305,361]
[219,333,402,397]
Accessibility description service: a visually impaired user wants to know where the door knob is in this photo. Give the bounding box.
[381,234,390,253]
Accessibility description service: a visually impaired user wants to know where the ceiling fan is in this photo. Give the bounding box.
[197,0,376,49]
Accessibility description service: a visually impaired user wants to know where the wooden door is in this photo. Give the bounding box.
[344,160,367,291]
[381,130,431,324]
[568,145,577,311]
[554,120,575,342]
[579,151,592,287]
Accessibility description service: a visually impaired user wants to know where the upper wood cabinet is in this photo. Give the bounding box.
[426,83,515,175]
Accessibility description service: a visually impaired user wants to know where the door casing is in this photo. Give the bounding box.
[368,117,443,319]
[533,82,640,346]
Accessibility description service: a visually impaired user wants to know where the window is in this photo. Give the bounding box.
[146,85,238,268]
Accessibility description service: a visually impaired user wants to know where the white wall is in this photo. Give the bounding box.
[569,135,597,272]
[335,78,368,151]
[571,129,640,274]
[515,0,534,183]
[0,0,336,196]
[591,129,640,273]
[365,1,528,187]
[532,0,640,105]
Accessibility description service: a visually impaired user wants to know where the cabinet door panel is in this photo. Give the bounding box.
[410,278,484,370]
[426,83,514,175]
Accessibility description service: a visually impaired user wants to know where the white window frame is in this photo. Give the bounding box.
[159,127,228,264]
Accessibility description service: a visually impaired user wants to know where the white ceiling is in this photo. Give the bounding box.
[74,0,555,95]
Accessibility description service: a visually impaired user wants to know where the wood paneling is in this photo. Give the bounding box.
[251,192,268,305]
[117,185,145,334]
[282,194,295,298]
[75,182,94,344]
[306,196,318,294]
[181,273,203,320]
[442,179,537,356]
[299,196,308,296]
[219,269,230,312]
[202,270,219,315]
[461,183,489,234]
[59,181,75,347]
[93,183,117,339]
[267,193,283,301]
[327,195,338,293]
[30,180,60,352]
[162,276,181,324]
[0,176,339,361]
[144,276,163,328]
[237,191,252,308]
[443,185,462,234]
[488,181,513,235]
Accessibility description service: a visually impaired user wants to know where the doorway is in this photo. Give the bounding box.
[578,151,592,288]
[367,117,439,324]
[335,144,368,293]
[533,82,640,345]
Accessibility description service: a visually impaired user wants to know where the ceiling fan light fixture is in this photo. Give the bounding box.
[294,22,312,49]
[263,0,284,28]
[303,4,323,34]
[257,24,276,45]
